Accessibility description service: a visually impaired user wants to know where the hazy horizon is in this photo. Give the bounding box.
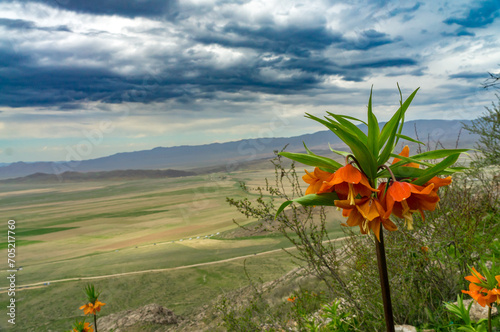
[0,118,474,164]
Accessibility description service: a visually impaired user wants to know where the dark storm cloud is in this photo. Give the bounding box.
[0,8,417,109]
[0,0,434,109]
[340,29,400,50]
[385,67,427,77]
[0,18,71,32]
[449,72,487,80]
[198,24,400,55]
[443,0,500,28]
[387,2,421,18]
[347,58,418,69]
[0,45,420,108]
[0,62,126,107]
[0,18,35,29]
[14,0,180,19]
[0,46,325,107]
[441,28,475,37]
[196,23,343,57]
[0,46,33,68]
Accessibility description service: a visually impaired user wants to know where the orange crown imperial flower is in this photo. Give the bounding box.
[335,196,397,241]
[80,299,106,315]
[393,146,452,191]
[324,164,377,205]
[462,267,500,307]
[488,285,500,305]
[380,180,439,230]
[302,167,334,195]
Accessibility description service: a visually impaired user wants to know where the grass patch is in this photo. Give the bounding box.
[42,209,170,227]
[14,227,77,237]
[0,240,43,250]
[0,236,303,285]
[0,250,296,331]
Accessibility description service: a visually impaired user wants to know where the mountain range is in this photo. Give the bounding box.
[0,119,478,180]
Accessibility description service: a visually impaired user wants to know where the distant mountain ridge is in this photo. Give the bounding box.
[0,169,196,183]
[0,119,478,180]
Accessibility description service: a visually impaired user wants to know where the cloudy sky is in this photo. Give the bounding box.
[1,0,499,163]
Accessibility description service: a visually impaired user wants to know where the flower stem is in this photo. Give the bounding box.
[94,313,98,332]
[488,306,491,332]
[375,226,395,332]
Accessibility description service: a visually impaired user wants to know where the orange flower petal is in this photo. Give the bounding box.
[426,176,452,191]
[334,198,369,209]
[356,198,380,221]
[387,181,412,202]
[334,164,362,184]
[382,217,398,231]
[370,219,381,241]
[302,168,334,195]
[346,209,364,227]
[392,145,419,168]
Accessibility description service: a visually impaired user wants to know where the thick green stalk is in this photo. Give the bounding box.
[375,227,395,332]
[94,313,98,332]
[369,176,395,332]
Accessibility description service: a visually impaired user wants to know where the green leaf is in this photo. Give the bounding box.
[407,149,469,161]
[334,114,367,125]
[378,158,467,178]
[377,166,426,179]
[367,87,380,158]
[303,142,314,155]
[446,166,468,173]
[278,151,342,172]
[395,134,425,145]
[326,112,368,144]
[411,153,461,185]
[305,113,377,178]
[275,193,339,218]
[328,144,350,157]
[378,87,419,164]
[457,327,479,332]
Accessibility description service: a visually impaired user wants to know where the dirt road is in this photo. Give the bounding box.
[1,236,347,293]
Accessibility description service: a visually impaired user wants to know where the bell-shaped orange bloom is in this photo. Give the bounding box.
[324,164,377,205]
[73,322,94,332]
[462,287,490,307]
[335,197,397,241]
[425,176,452,192]
[302,168,334,195]
[79,303,94,315]
[461,267,496,307]
[80,299,106,315]
[488,287,500,305]
[93,300,105,312]
[380,181,439,230]
[392,145,419,168]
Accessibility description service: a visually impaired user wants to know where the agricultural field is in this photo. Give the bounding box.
[0,164,346,330]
